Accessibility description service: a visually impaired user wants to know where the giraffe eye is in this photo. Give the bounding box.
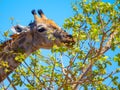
[37,26,46,32]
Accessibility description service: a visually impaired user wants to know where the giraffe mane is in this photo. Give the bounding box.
[0,39,12,49]
[0,33,24,49]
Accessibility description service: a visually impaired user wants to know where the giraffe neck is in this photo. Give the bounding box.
[0,32,35,82]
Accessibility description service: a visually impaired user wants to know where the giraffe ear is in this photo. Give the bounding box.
[11,25,29,34]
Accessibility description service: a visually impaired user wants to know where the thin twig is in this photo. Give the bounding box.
[60,53,67,75]
[7,76,17,90]
[22,61,41,83]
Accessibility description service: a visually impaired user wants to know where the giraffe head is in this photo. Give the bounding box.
[11,9,75,50]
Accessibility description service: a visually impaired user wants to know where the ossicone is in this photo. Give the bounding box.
[31,9,47,23]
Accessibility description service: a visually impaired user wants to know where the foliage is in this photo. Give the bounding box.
[0,0,120,89]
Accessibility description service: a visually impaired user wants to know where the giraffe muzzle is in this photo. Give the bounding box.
[62,34,75,47]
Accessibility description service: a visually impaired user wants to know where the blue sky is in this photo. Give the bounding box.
[0,0,114,33]
[0,0,74,33]
[0,0,118,89]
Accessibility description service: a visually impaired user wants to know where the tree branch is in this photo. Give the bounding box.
[72,63,92,89]
[73,29,118,89]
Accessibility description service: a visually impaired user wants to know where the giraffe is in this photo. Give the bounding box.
[0,9,75,82]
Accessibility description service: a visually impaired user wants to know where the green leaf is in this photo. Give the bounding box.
[84,85,88,90]
[72,5,78,11]
[9,17,14,21]
[105,60,112,65]
[118,84,120,90]
[116,68,120,72]
[4,31,9,37]
[114,54,120,66]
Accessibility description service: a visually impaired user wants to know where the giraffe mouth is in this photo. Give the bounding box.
[53,29,75,47]
[62,36,75,47]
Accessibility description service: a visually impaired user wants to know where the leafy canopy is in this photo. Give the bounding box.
[1,0,120,90]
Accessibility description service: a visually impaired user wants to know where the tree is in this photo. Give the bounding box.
[0,0,120,90]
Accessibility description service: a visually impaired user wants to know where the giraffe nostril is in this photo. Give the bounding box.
[67,34,73,38]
